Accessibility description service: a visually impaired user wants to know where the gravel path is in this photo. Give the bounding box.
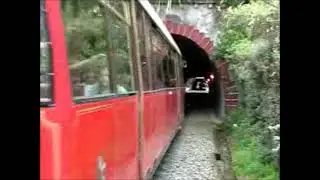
[154,112,221,180]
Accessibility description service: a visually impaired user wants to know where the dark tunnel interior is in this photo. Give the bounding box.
[172,34,224,117]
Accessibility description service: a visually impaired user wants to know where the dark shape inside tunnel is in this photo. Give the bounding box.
[172,34,224,118]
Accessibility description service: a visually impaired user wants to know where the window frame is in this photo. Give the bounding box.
[140,15,183,92]
[136,7,151,91]
[141,10,154,91]
[61,0,137,104]
[167,50,177,88]
[40,0,54,107]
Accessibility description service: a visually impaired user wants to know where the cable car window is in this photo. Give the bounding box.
[151,28,168,90]
[141,11,154,90]
[40,0,53,106]
[136,8,151,91]
[61,0,134,101]
[168,50,177,87]
[162,53,170,87]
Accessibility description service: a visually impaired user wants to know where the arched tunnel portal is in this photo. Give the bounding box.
[173,34,224,117]
[164,20,239,118]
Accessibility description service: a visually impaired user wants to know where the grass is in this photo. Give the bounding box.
[226,108,279,180]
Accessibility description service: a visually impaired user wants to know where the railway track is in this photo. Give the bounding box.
[154,111,223,180]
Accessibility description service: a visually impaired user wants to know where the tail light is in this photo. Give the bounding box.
[205,73,214,86]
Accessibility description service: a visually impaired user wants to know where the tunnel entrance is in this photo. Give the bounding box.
[172,34,224,118]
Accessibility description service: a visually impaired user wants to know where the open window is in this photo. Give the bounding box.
[61,0,135,102]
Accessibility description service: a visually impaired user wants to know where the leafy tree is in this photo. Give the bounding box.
[215,0,279,165]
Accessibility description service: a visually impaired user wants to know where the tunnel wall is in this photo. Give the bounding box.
[217,61,239,111]
[163,20,239,115]
[150,0,220,46]
[165,20,214,55]
[149,1,239,114]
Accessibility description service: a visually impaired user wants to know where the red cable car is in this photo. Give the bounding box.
[40,0,184,179]
[205,72,215,86]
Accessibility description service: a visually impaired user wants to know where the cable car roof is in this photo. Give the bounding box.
[137,0,182,55]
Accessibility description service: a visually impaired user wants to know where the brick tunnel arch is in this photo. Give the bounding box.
[164,20,239,117]
[165,20,214,54]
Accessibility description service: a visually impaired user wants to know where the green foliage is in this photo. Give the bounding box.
[216,0,279,177]
[227,108,279,180]
[215,29,249,60]
[218,0,250,8]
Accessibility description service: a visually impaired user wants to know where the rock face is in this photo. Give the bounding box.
[154,112,221,180]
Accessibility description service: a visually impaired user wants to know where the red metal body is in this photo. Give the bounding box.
[205,72,215,86]
[40,0,184,179]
